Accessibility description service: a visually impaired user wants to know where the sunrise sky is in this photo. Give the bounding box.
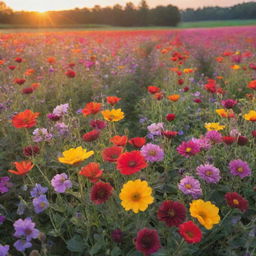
[4,0,255,12]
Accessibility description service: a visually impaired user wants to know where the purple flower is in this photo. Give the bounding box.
[196,164,221,183]
[54,122,69,136]
[178,176,202,198]
[205,130,222,144]
[0,176,10,194]
[14,239,32,252]
[191,137,211,150]
[32,128,53,143]
[52,103,69,117]
[51,173,72,193]
[0,216,6,225]
[14,218,39,241]
[0,244,9,256]
[33,195,49,214]
[141,143,164,162]
[30,184,48,198]
[228,159,251,179]
[147,123,164,136]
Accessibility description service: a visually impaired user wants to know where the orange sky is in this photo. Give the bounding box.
[4,0,256,12]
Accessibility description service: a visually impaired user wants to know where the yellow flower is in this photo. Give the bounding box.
[119,179,154,214]
[101,109,124,122]
[58,146,94,165]
[216,109,234,118]
[190,199,220,230]
[243,110,256,122]
[204,122,225,131]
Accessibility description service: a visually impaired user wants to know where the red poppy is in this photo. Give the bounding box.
[79,162,103,183]
[147,86,160,94]
[82,102,102,117]
[178,221,202,244]
[22,87,34,94]
[90,182,113,204]
[8,161,34,175]
[117,151,147,175]
[82,130,100,142]
[204,79,217,93]
[106,96,121,106]
[23,145,40,157]
[222,136,236,145]
[12,109,39,128]
[8,65,16,70]
[237,136,248,146]
[166,113,176,121]
[14,78,26,85]
[65,69,76,78]
[248,80,256,90]
[129,137,146,148]
[157,200,186,227]
[47,57,56,64]
[15,57,23,63]
[162,130,178,139]
[102,146,123,162]
[225,192,248,212]
[135,228,161,255]
[110,135,128,146]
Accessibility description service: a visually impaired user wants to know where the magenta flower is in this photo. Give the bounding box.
[228,159,251,179]
[141,143,164,162]
[196,164,221,183]
[177,141,200,158]
[205,130,222,144]
[191,137,211,150]
[178,176,202,198]
[51,173,72,193]
[221,99,237,109]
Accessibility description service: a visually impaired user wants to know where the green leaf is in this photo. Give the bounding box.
[66,235,85,253]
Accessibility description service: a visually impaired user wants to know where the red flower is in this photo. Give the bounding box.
[102,146,123,162]
[166,113,176,121]
[12,109,39,128]
[110,135,128,146]
[178,79,184,85]
[90,182,113,204]
[68,62,76,68]
[82,102,102,117]
[135,228,161,255]
[23,145,40,157]
[237,136,248,146]
[178,221,202,244]
[82,130,100,142]
[106,96,121,106]
[193,98,202,103]
[89,119,106,130]
[204,79,217,93]
[183,86,190,92]
[8,161,34,175]
[117,151,147,175]
[222,136,236,145]
[79,162,103,183]
[22,87,34,94]
[162,130,178,139]
[147,86,160,94]
[14,78,26,85]
[153,92,164,100]
[65,69,76,78]
[111,229,123,243]
[15,57,23,63]
[129,137,146,148]
[252,130,256,138]
[8,65,16,70]
[157,200,186,227]
[221,99,237,109]
[248,80,256,90]
[225,192,248,212]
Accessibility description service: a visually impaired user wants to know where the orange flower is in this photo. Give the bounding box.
[24,69,35,76]
[167,94,180,102]
[154,92,164,100]
[215,57,224,63]
[31,83,40,89]
[110,135,128,146]
[82,102,102,117]
[12,109,39,128]
[0,59,5,65]
[248,80,256,90]
[47,57,56,64]
[8,161,34,175]
[106,96,121,106]
[79,162,103,183]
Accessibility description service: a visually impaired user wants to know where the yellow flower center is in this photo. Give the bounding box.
[40,202,46,208]
[186,147,192,153]
[131,193,141,202]
[149,150,156,156]
[237,167,243,173]
[185,184,192,189]
[206,170,212,176]
[233,199,239,205]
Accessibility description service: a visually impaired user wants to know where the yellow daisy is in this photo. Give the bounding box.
[243,110,256,122]
[101,109,124,122]
[119,179,154,214]
[190,199,220,230]
[58,146,94,165]
[204,122,225,131]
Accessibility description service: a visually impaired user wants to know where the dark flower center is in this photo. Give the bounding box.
[97,189,107,199]
[168,209,175,217]
[185,231,194,238]
[131,193,141,202]
[24,228,32,236]
[128,161,137,167]
[141,235,153,249]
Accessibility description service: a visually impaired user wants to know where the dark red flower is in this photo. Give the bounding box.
[178,221,202,244]
[68,63,76,68]
[47,113,61,121]
[221,99,238,109]
[89,120,107,130]
[157,200,186,227]
[147,86,160,94]
[15,57,23,63]
[237,136,248,146]
[129,137,146,148]
[252,130,256,138]
[90,182,113,204]
[225,192,248,212]
[65,69,76,78]
[162,130,178,139]
[102,146,123,162]
[8,65,16,70]
[222,136,236,145]
[166,113,176,122]
[183,86,190,92]
[14,78,26,85]
[23,145,40,157]
[22,87,33,94]
[193,98,202,103]
[178,79,184,85]
[82,130,100,142]
[111,229,123,243]
[135,228,161,255]
[153,92,164,100]
[117,151,147,175]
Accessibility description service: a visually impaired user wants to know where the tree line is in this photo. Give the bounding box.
[0,0,181,27]
[182,2,256,21]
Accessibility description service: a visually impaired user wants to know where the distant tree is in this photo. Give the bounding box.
[123,2,137,26]
[138,0,149,26]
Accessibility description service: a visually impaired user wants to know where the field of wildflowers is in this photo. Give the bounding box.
[0,27,256,256]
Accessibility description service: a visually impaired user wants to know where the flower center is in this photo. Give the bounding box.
[206,170,212,176]
[198,211,207,220]
[141,235,153,249]
[24,228,32,236]
[233,199,239,205]
[237,167,244,173]
[186,231,194,238]
[168,209,175,217]
[97,189,106,199]
[40,202,46,208]
[128,161,136,167]
[186,147,192,153]
[185,183,192,189]
[149,150,156,156]
[131,193,141,202]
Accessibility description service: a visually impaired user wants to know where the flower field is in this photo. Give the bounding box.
[0,27,256,256]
